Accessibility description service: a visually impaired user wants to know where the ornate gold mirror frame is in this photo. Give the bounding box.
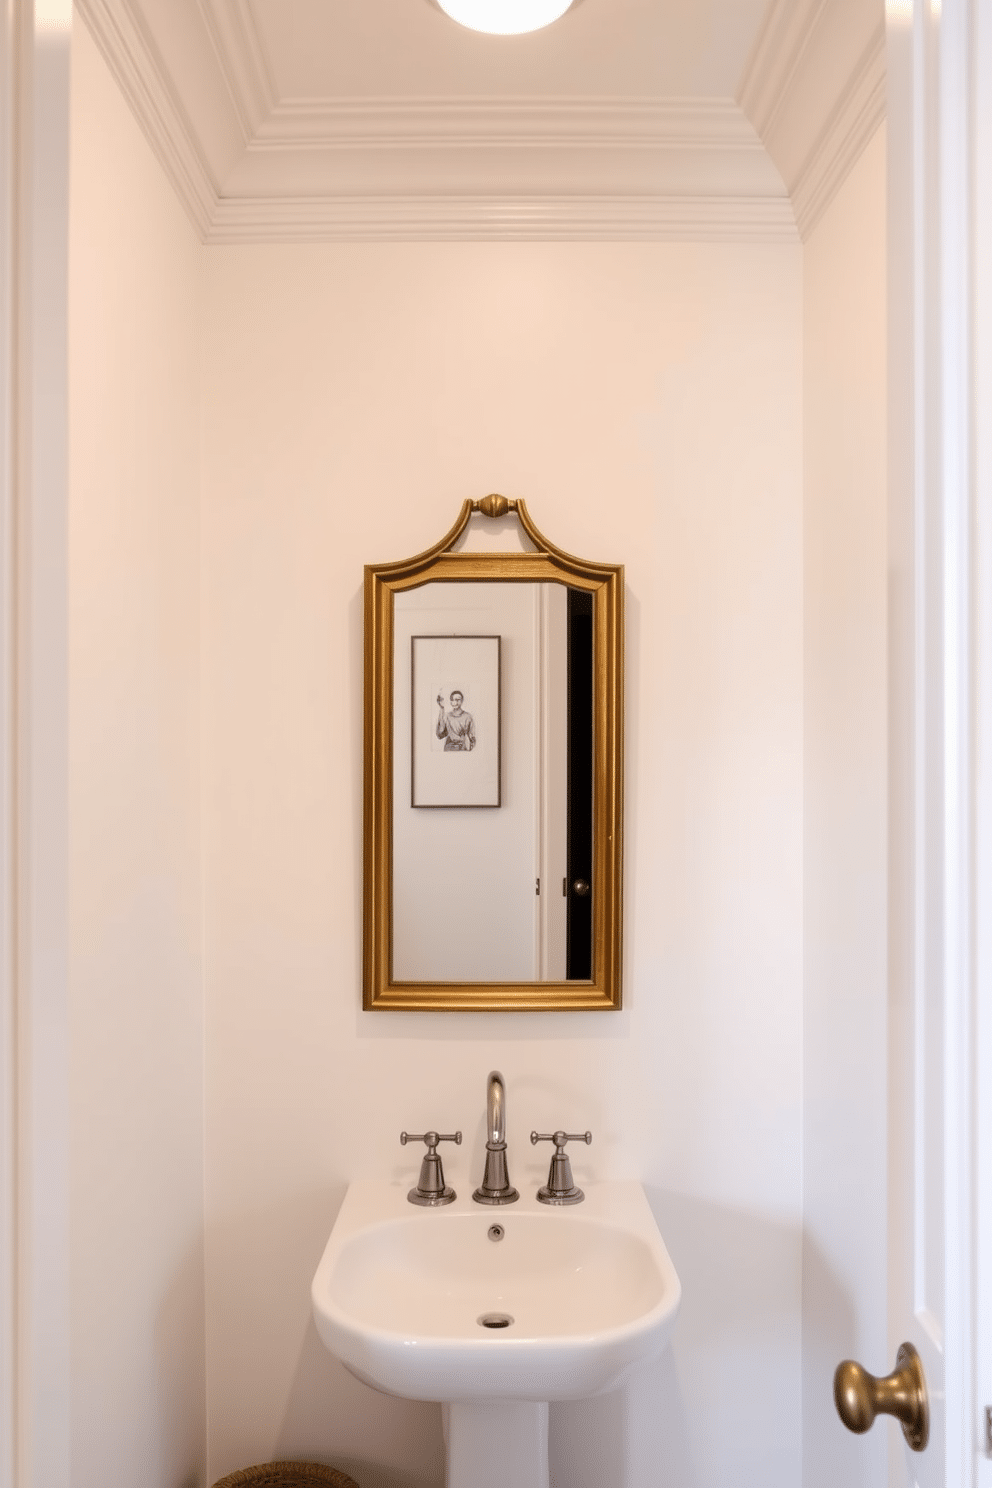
[364,495,623,1011]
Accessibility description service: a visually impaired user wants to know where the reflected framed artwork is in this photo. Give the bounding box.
[411,634,501,807]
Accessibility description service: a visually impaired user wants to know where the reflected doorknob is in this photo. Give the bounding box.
[833,1342,929,1451]
[571,879,590,897]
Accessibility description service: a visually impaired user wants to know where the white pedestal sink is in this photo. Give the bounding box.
[311,1180,681,1488]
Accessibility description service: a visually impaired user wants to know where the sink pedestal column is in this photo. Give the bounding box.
[443,1401,549,1488]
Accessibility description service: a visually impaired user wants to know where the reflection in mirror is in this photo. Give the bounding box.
[392,582,593,983]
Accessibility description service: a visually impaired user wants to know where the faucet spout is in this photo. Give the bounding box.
[487,1070,506,1145]
[472,1070,519,1206]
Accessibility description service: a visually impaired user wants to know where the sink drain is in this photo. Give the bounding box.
[477,1312,514,1330]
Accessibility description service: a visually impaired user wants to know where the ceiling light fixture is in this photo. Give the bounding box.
[436,0,575,36]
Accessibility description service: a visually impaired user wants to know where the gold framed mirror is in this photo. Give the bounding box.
[364,495,623,1011]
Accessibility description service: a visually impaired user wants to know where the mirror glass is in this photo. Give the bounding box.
[392,580,593,983]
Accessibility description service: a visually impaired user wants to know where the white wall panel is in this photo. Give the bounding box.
[68,24,206,1488]
[801,125,888,1488]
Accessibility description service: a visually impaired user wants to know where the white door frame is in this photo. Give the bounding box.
[888,0,991,1484]
[0,4,72,1488]
[971,2,992,1479]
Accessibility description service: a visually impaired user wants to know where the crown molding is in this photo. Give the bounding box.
[195,0,276,142]
[737,0,886,240]
[251,96,770,149]
[76,3,799,243]
[738,0,827,139]
[206,193,798,244]
[76,0,218,237]
[792,23,885,239]
[74,0,884,244]
[220,97,789,214]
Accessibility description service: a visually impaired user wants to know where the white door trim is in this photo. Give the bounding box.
[0,5,72,1488]
[970,2,992,1480]
[888,0,989,1482]
[0,4,19,1482]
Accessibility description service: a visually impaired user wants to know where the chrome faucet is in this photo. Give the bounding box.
[472,1070,519,1205]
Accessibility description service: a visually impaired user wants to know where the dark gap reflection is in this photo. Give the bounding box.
[566,587,593,980]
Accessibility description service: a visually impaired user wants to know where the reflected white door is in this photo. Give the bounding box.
[538,584,568,979]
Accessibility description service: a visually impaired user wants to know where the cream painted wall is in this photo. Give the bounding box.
[68,24,206,1488]
[801,127,888,1488]
[201,240,804,1487]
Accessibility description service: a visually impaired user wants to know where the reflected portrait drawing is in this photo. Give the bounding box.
[436,691,476,751]
[411,633,500,808]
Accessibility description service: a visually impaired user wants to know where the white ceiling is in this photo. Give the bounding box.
[76,0,885,242]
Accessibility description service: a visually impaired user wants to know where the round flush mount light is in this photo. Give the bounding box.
[436,0,575,35]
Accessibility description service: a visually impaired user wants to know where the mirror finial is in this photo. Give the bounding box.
[476,493,515,520]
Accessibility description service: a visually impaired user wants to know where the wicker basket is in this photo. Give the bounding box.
[211,1464,359,1488]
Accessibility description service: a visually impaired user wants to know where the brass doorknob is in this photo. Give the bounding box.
[571,879,590,897]
[833,1342,929,1451]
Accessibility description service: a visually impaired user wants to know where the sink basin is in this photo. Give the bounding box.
[311,1179,681,1404]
